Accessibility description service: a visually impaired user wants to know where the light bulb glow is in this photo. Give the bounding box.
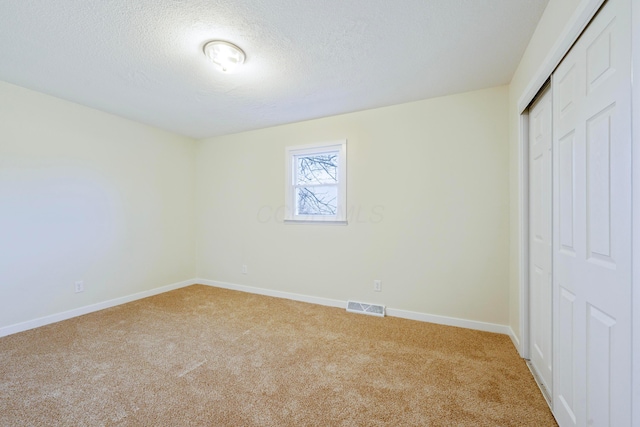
[203,40,246,73]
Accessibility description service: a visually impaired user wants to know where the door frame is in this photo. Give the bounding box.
[631,0,640,421]
[518,83,552,364]
[519,111,530,360]
[517,0,606,362]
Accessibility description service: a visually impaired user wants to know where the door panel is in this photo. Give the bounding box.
[557,288,576,423]
[529,85,553,397]
[586,304,615,426]
[558,131,575,254]
[586,104,614,265]
[552,0,632,425]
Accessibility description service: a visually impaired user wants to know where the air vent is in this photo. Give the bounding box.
[346,301,385,317]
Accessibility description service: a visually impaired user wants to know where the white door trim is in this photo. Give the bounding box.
[519,111,530,359]
[631,1,640,424]
[517,0,607,114]
[517,0,606,358]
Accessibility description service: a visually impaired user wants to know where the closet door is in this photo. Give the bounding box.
[552,0,632,425]
[529,85,553,399]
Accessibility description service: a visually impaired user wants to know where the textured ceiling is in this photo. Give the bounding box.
[0,0,549,139]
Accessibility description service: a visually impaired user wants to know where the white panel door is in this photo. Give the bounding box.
[552,0,632,425]
[529,85,553,399]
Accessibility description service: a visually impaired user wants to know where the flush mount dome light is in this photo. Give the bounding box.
[203,40,246,73]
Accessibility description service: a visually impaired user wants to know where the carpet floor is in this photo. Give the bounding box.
[0,285,556,426]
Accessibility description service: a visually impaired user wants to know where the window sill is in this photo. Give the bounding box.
[284,219,348,226]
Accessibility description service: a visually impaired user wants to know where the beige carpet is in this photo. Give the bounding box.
[0,285,556,426]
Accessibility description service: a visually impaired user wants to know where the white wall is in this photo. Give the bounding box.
[0,81,196,329]
[507,0,583,341]
[196,86,510,326]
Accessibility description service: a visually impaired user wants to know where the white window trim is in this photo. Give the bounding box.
[284,139,347,225]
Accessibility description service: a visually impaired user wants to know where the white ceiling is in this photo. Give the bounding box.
[0,0,549,139]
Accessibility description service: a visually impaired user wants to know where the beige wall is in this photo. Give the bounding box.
[196,86,510,326]
[508,0,583,340]
[0,81,197,329]
[3,0,579,333]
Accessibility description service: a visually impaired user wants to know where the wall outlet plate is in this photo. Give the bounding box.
[74,281,84,293]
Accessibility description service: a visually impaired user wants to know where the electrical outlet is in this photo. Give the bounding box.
[75,280,84,293]
[241,265,248,275]
[373,280,381,292]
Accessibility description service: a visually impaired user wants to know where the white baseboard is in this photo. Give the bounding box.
[0,279,197,338]
[508,327,521,354]
[385,307,511,335]
[196,279,346,309]
[197,278,511,336]
[2,278,513,340]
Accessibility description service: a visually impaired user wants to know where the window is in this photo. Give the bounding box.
[285,140,347,224]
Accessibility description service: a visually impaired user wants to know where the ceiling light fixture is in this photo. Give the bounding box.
[203,40,246,73]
